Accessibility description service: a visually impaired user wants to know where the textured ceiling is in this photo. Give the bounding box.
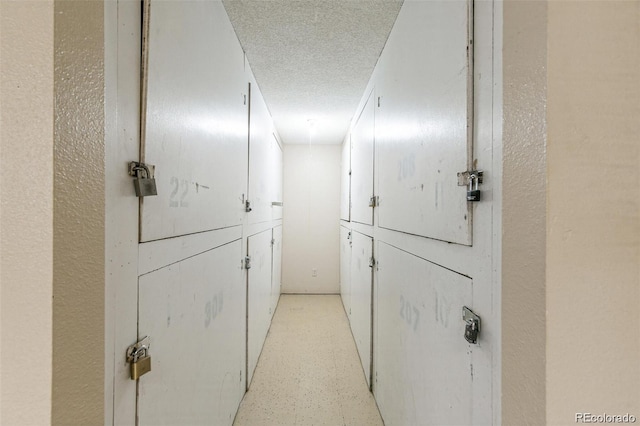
[223,0,403,145]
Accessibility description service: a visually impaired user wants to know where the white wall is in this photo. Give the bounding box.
[282,145,341,294]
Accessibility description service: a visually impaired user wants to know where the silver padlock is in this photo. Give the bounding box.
[130,162,158,197]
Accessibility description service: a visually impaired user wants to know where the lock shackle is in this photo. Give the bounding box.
[132,164,151,179]
[468,174,479,191]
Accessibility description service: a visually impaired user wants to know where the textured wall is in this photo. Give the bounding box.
[0,2,54,424]
[52,1,105,424]
[546,1,640,422]
[502,1,547,424]
[282,145,341,293]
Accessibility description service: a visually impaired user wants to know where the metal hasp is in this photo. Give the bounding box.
[127,336,151,380]
[244,255,252,269]
[129,161,158,197]
[245,200,252,212]
[271,201,283,207]
[462,306,480,344]
[369,196,379,207]
[369,256,376,268]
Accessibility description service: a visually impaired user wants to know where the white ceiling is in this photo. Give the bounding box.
[222,0,403,145]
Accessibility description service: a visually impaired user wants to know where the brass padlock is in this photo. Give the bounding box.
[130,346,151,380]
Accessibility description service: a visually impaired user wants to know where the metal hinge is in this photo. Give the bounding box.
[244,256,251,269]
[369,196,379,208]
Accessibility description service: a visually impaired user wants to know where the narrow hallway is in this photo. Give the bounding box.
[234,295,383,426]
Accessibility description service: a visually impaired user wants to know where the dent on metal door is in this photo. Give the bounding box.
[375,0,474,246]
[137,240,245,426]
[140,0,248,242]
[375,242,473,425]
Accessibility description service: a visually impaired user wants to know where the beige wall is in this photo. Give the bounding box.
[282,145,341,294]
[503,1,640,424]
[502,1,548,424]
[546,1,640,423]
[0,2,54,424]
[52,1,105,424]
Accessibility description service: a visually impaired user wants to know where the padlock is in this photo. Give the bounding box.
[130,346,152,380]
[467,174,481,202]
[464,320,479,344]
[462,306,481,344]
[132,164,158,197]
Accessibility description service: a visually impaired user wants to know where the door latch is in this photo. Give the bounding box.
[462,306,480,344]
[126,336,151,380]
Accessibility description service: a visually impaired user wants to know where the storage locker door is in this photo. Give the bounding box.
[340,226,352,318]
[350,231,374,386]
[271,135,284,220]
[351,91,375,225]
[375,242,473,425]
[271,225,283,317]
[247,229,274,386]
[140,1,248,242]
[248,81,277,225]
[340,136,351,221]
[137,241,244,426]
[376,1,473,245]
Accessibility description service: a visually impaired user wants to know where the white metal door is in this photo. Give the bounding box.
[375,242,474,425]
[248,78,280,225]
[271,225,283,316]
[134,2,250,425]
[339,225,352,318]
[351,91,375,225]
[340,136,351,221]
[271,135,284,220]
[350,231,374,387]
[137,241,245,425]
[140,0,248,242]
[247,229,274,387]
[375,0,473,245]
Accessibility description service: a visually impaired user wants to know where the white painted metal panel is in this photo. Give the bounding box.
[138,226,242,276]
[376,0,473,245]
[137,240,244,426]
[351,91,375,225]
[339,226,352,318]
[247,229,274,386]
[271,134,284,220]
[340,136,351,221]
[375,242,473,425]
[140,1,248,242]
[248,80,279,225]
[271,225,283,317]
[350,231,373,386]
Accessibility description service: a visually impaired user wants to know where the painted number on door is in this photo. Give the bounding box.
[400,295,420,331]
[169,176,189,208]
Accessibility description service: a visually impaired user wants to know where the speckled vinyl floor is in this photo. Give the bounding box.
[233,295,384,426]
